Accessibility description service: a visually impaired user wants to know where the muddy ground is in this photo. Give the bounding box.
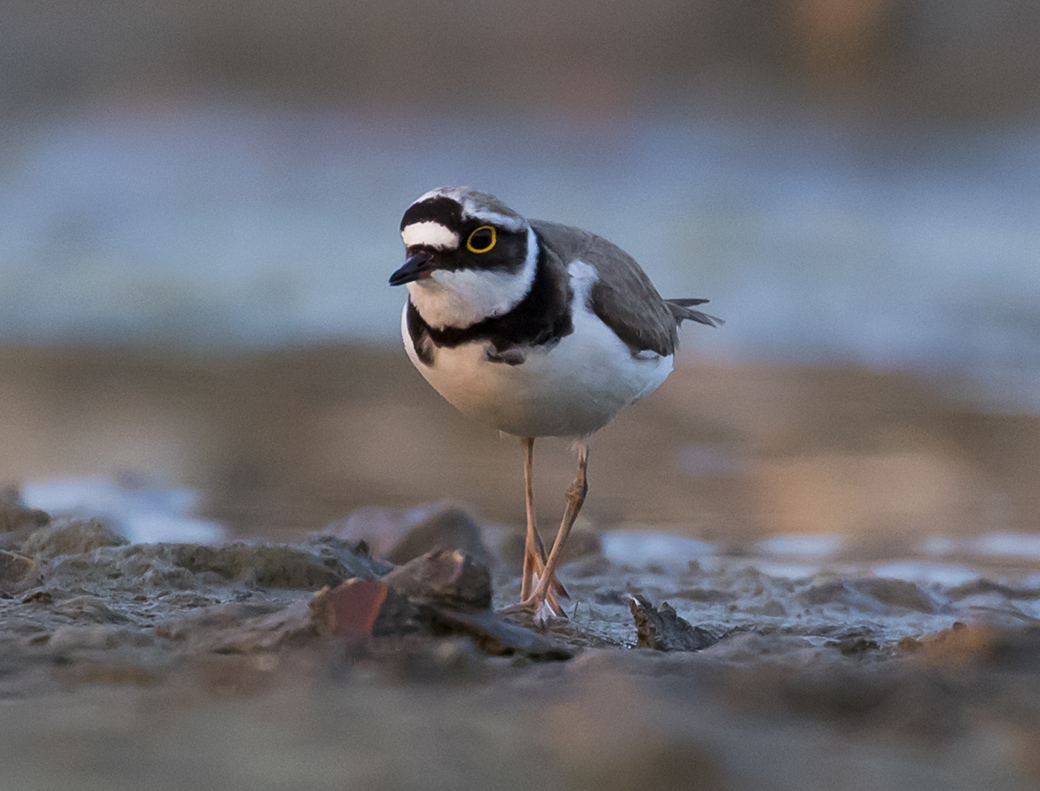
[2,501,1040,791]
[1,343,1039,542]
[1,345,1040,790]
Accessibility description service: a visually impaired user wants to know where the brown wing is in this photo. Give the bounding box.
[531,219,694,356]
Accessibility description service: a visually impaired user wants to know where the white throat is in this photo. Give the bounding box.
[407,226,538,330]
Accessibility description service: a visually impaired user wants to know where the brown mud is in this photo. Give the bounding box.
[2,497,1040,790]
[1,343,1039,545]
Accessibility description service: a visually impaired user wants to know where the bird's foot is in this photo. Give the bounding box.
[498,593,567,627]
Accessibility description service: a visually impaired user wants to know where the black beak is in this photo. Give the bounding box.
[389,251,436,286]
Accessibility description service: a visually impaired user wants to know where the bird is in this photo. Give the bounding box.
[389,187,719,622]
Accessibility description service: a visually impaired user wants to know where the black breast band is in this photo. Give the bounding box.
[406,240,574,366]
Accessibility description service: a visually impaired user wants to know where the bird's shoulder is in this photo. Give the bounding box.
[529,219,678,357]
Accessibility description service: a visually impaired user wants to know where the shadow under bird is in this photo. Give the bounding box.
[390,187,720,622]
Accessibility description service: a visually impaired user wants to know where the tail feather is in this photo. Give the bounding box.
[666,298,723,328]
[669,298,710,307]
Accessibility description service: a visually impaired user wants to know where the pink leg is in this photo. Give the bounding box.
[522,440,588,621]
[510,437,565,617]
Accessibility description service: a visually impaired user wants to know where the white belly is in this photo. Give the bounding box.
[400,303,673,438]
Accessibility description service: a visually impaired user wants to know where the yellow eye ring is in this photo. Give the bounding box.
[466,225,497,254]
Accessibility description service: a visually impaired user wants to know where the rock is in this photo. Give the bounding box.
[312,551,571,659]
[0,550,43,594]
[378,551,570,659]
[802,578,941,614]
[827,632,881,656]
[57,595,132,624]
[308,536,393,576]
[0,503,50,534]
[0,499,51,553]
[311,579,390,639]
[387,506,491,566]
[368,550,492,638]
[156,601,289,641]
[21,589,53,605]
[166,541,376,590]
[192,601,319,654]
[429,607,572,660]
[309,554,482,644]
[22,519,128,559]
[320,504,438,557]
[382,549,492,610]
[20,536,383,606]
[629,595,720,652]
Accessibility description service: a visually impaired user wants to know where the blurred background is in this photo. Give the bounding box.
[2,0,1039,545]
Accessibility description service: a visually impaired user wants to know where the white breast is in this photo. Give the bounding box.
[401,260,674,438]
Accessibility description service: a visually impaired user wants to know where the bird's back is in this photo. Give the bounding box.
[531,219,715,357]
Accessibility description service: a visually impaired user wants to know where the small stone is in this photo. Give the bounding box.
[0,550,43,594]
[320,504,436,557]
[898,635,921,652]
[387,506,492,566]
[0,503,50,533]
[383,549,492,610]
[430,607,572,660]
[311,579,390,639]
[21,589,53,604]
[22,520,127,559]
[57,595,131,624]
[829,636,881,656]
[195,601,317,653]
[316,551,573,660]
[167,542,374,590]
[801,578,940,614]
[629,595,719,652]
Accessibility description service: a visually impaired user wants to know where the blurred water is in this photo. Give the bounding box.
[21,475,226,544]
[2,100,1039,405]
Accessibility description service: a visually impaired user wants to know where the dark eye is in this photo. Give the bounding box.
[466,225,497,254]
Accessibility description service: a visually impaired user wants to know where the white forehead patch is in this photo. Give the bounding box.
[402,221,459,250]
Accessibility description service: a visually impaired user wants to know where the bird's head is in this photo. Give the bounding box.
[390,187,538,330]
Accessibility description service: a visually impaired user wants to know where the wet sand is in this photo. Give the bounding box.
[2,505,1040,790]
[1,343,1038,543]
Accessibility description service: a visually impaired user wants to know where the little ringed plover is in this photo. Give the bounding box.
[390,187,719,622]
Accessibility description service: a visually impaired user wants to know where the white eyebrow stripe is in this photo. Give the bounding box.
[464,208,524,232]
[461,195,525,232]
[402,221,459,250]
